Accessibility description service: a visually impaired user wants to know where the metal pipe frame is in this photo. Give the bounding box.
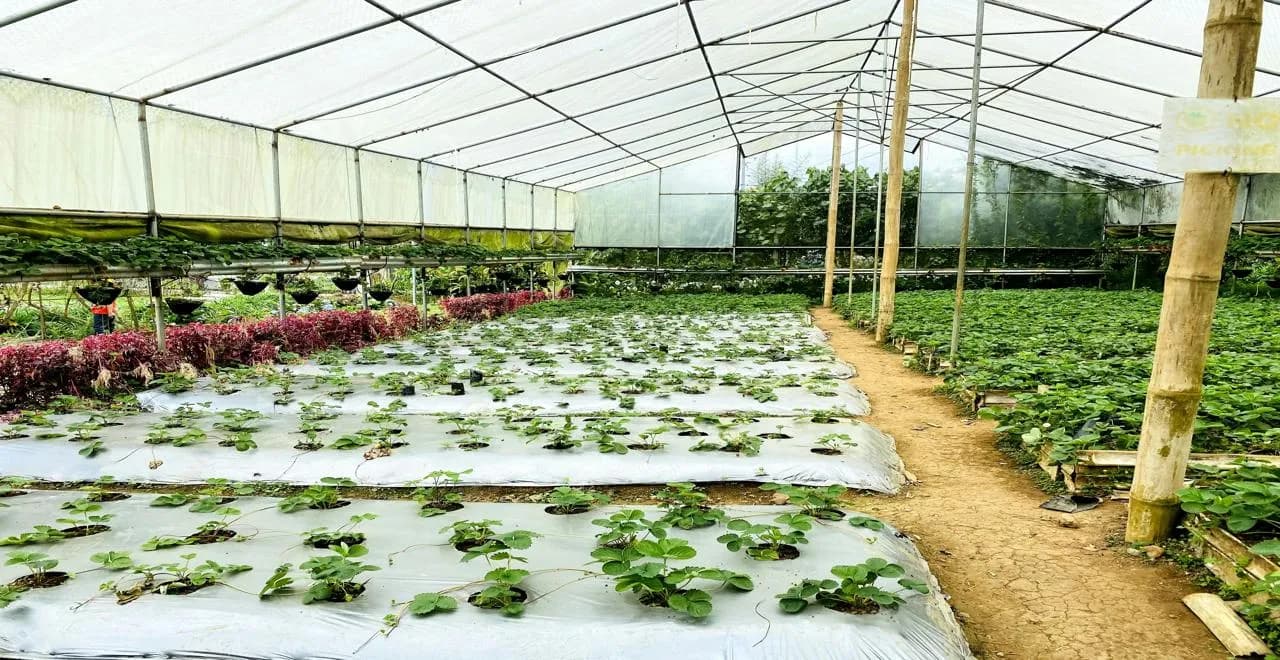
[0,0,1230,198]
[0,255,574,285]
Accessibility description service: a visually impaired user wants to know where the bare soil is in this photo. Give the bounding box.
[810,307,1225,660]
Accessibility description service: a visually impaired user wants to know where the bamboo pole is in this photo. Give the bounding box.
[848,91,862,299]
[874,0,918,343]
[948,0,985,362]
[1126,0,1262,544]
[822,101,846,308]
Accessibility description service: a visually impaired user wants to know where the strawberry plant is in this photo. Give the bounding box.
[776,559,929,614]
[1179,462,1280,536]
[591,537,753,618]
[296,543,380,604]
[593,509,669,549]
[0,525,67,547]
[412,469,471,517]
[717,513,813,560]
[5,551,69,588]
[813,432,857,455]
[442,519,500,552]
[110,553,251,603]
[655,482,726,530]
[55,498,114,536]
[760,483,848,520]
[460,529,539,616]
[279,477,356,512]
[304,513,378,549]
[543,486,610,515]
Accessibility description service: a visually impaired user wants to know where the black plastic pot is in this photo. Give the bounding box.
[165,298,204,316]
[368,288,394,303]
[1268,277,1280,289]
[428,288,452,297]
[75,285,122,306]
[1231,268,1253,279]
[289,290,320,305]
[332,277,361,292]
[449,382,466,396]
[232,280,269,296]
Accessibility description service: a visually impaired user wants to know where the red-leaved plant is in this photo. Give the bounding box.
[0,308,430,411]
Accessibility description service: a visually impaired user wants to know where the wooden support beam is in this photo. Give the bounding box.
[874,0,918,342]
[1126,0,1263,543]
[821,100,845,308]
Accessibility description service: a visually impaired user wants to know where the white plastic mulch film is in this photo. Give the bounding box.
[0,495,970,659]
[0,309,902,493]
[9,0,1280,226]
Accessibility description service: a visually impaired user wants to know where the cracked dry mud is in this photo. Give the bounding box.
[811,307,1226,660]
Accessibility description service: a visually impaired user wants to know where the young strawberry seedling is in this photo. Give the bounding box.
[717,513,813,560]
[776,559,929,615]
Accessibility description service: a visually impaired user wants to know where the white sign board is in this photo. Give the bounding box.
[1159,98,1280,173]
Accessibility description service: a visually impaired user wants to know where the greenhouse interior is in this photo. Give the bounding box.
[1,0,1279,658]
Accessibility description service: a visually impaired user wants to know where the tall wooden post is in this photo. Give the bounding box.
[874,0,918,342]
[949,0,985,362]
[822,100,846,308]
[1126,0,1262,543]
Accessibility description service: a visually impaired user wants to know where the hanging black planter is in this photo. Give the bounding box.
[368,288,394,302]
[1231,268,1253,279]
[289,290,320,305]
[75,285,122,306]
[1268,277,1280,289]
[332,277,361,292]
[233,280,269,296]
[165,298,204,316]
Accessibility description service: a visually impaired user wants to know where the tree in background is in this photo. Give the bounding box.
[736,165,920,252]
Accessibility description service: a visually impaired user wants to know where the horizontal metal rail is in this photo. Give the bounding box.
[569,265,1103,277]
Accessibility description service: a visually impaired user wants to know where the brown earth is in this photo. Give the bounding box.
[810,307,1225,660]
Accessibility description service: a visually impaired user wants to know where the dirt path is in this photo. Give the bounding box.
[811,308,1225,660]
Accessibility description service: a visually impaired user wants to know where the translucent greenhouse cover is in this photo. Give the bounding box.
[4,1,1280,226]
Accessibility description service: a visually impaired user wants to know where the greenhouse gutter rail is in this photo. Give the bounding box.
[0,254,575,284]
[568,265,1102,277]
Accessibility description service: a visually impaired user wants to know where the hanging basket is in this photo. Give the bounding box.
[289,290,320,305]
[331,277,362,292]
[368,288,394,303]
[1230,268,1253,279]
[233,280,270,296]
[165,298,204,316]
[1267,277,1280,289]
[75,285,122,306]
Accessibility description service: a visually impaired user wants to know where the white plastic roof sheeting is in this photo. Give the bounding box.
[2,0,1279,198]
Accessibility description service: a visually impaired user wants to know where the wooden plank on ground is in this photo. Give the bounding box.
[1182,592,1271,657]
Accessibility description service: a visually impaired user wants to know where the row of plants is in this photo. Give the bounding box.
[0,482,930,624]
[0,235,568,278]
[834,289,1280,461]
[1177,463,1280,648]
[0,287,566,411]
[20,397,862,459]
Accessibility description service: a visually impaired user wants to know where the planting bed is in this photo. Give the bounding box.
[0,491,969,659]
[836,289,1280,486]
[0,412,904,492]
[1,297,891,490]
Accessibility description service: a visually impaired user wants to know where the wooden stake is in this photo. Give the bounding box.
[821,100,846,308]
[1126,0,1262,543]
[874,0,918,343]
